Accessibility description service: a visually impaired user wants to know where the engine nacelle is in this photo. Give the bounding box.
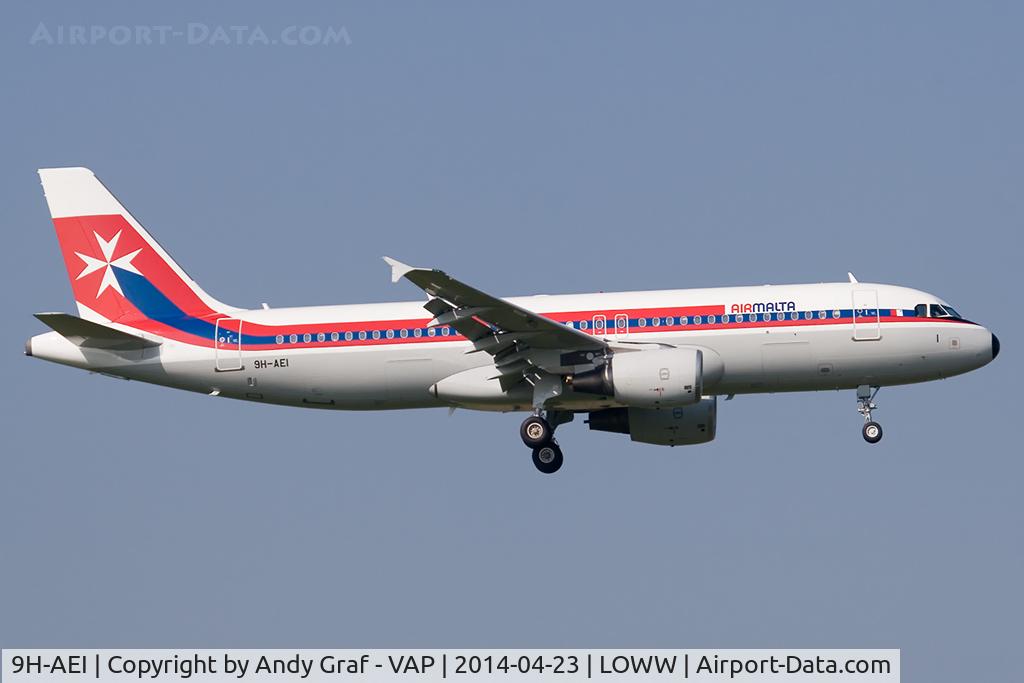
[572,347,707,408]
[586,397,717,446]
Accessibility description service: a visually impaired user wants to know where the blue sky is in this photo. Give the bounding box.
[1,3,1020,681]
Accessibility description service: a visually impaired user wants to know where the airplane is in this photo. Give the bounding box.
[27,167,1000,473]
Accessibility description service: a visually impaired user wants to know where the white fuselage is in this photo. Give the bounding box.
[28,281,995,412]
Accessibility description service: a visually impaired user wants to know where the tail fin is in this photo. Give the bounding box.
[38,167,235,326]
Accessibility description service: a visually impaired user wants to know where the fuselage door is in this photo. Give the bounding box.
[852,290,881,341]
[592,314,607,338]
[215,317,244,371]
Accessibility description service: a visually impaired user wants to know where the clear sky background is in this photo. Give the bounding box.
[1,2,1020,681]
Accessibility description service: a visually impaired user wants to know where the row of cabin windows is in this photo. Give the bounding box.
[274,326,457,344]
[268,310,854,345]
[267,305,961,345]
[570,310,851,329]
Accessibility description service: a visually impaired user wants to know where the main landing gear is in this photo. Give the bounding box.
[520,411,571,474]
[520,414,552,448]
[531,442,563,474]
[857,385,883,444]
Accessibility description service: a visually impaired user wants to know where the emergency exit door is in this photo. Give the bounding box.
[614,313,629,337]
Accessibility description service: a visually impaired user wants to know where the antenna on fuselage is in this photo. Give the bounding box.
[847,272,859,283]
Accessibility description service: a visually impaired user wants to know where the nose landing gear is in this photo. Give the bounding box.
[520,410,572,473]
[857,385,883,444]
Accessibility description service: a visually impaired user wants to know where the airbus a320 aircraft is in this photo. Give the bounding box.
[28,168,999,473]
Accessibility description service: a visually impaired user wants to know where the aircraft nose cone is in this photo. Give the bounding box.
[992,333,1000,360]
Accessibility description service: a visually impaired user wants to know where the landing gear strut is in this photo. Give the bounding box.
[857,385,883,444]
[520,410,571,473]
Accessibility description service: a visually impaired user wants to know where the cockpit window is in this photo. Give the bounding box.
[930,304,963,320]
[914,303,964,319]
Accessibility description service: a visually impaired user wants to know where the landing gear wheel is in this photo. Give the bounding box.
[520,415,552,448]
[532,443,563,474]
[862,421,883,444]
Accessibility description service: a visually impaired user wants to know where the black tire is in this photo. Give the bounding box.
[862,421,883,444]
[520,415,552,448]
[532,443,563,474]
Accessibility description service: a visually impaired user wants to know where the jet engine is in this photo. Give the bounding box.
[586,397,717,446]
[570,347,717,408]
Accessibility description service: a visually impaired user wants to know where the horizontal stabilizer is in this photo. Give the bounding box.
[34,312,161,350]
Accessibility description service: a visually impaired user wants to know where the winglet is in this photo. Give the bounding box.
[847,271,859,283]
[383,256,416,284]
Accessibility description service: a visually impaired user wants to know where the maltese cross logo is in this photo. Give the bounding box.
[74,230,142,298]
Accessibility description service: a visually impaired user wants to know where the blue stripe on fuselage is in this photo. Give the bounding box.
[114,268,278,344]
[111,267,964,348]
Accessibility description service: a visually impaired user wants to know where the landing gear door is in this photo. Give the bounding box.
[852,290,881,341]
[215,317,244,371]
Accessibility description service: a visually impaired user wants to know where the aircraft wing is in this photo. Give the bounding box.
[384,257,606,388]
[35,312,161,351]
